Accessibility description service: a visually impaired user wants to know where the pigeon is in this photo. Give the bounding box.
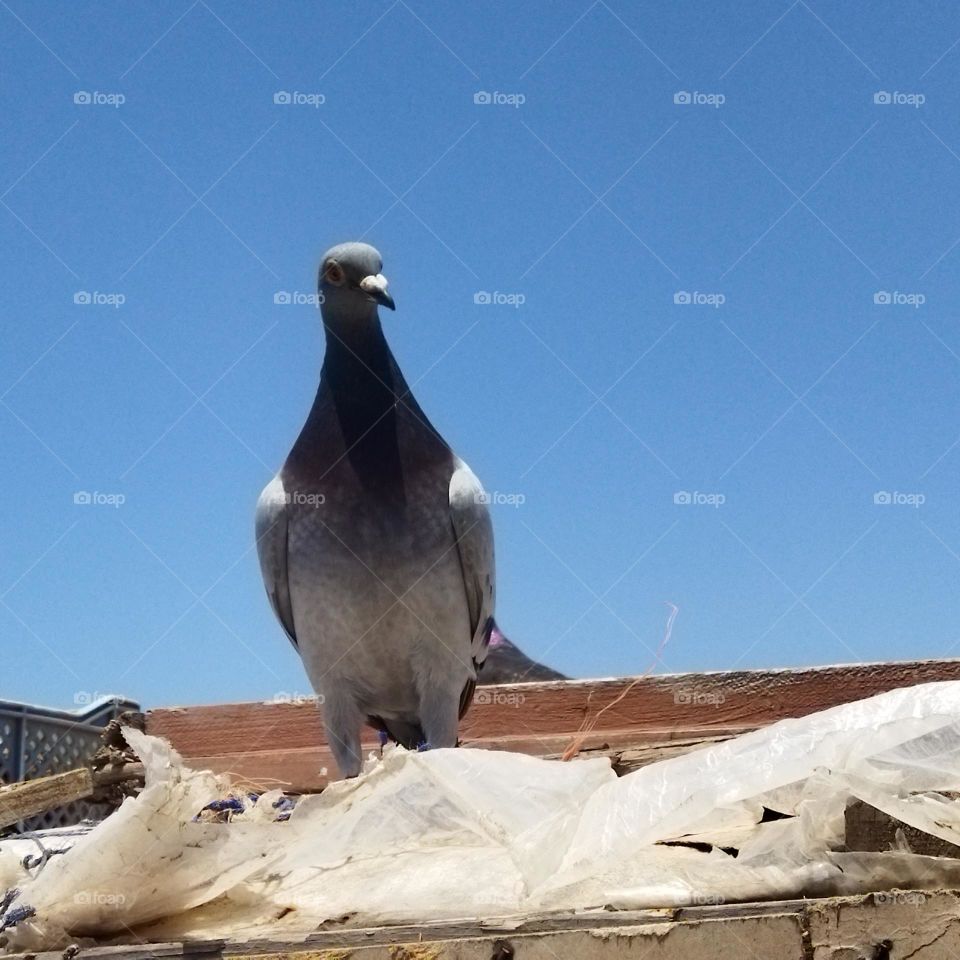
[256,242,495,777]
[479,625,567,684]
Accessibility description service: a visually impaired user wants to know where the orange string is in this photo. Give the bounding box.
[561,602,678,761]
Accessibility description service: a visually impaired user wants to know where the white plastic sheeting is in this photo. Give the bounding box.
[6,681,960,950]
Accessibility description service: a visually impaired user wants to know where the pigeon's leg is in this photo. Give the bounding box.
[321,691,363,778]
[418,689,460,750]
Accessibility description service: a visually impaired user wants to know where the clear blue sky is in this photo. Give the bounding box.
[3,0,960,710]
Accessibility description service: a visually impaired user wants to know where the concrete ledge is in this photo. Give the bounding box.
[8,892,960,959]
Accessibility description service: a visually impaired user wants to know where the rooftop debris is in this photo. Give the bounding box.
[6,681,960,951]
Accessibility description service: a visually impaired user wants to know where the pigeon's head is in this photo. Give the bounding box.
[318,242,395,320]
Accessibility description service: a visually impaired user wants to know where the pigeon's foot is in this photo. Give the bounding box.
[322,691,364,778]
[418,693,459,751]
[416,740,433,752]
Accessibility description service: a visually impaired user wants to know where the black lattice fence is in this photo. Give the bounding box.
[0,696,139,831]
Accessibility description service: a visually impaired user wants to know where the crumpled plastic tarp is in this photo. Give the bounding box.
[6,680,960,950]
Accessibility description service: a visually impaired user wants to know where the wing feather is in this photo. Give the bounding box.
[255,476,298,649]
[448,459,495,672]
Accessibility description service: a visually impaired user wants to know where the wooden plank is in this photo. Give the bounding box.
[231,915,808,959]
[6,894,960,960]
[598,733,740,775]
[146,657,960,790]
[179,730,749,793]
[0,764,145,830]
[845,797,960,858]
[225,892,960,960]
[2,907,808,960]
[0,767,93,830]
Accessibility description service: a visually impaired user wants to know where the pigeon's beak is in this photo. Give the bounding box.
[359,273,395,311]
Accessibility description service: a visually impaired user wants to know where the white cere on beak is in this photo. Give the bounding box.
[359,273,389,296]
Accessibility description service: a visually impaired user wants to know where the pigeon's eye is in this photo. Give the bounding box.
[324,261,346,286]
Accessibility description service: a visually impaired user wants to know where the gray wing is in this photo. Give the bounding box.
[255,476,298,649]
[448,459,495,667]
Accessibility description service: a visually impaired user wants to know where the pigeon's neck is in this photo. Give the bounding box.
[285,314,440,491]
[319,314,410,410]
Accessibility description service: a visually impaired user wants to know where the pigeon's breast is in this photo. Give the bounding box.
[281,386,457,573]
[282,455,472,711]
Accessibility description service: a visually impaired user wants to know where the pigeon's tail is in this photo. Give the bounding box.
[367,715,426,751]
[476,623,568,684]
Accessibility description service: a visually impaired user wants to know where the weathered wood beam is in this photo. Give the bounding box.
[0,767,93,830]
[0,764,144,831]
[5,892,960,960]
[144,657,960,792]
